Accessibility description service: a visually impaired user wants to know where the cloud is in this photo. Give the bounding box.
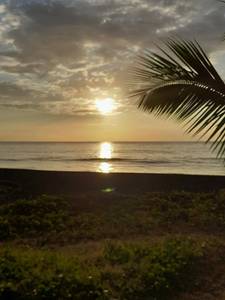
[0,0,224,116]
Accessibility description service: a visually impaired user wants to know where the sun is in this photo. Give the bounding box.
[95,97,115,115]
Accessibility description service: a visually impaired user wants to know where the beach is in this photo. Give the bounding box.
[0,168,224,197]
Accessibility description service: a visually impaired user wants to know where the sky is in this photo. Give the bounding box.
[0,0,225,141]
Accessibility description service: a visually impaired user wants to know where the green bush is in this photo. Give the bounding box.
[0,195,70,240]
[0,249,108,300]
[103,238,202,300]
[0,239,204,300]
[0,217,10,240]
[103,241,132,265]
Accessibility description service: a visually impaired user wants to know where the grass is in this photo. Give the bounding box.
[0,188,225,299]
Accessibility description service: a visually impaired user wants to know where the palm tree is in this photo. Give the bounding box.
[130,39,225,161]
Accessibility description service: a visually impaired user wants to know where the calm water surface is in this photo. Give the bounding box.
[0,142,224,176]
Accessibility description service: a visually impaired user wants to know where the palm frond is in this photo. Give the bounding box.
[130,39,225,160]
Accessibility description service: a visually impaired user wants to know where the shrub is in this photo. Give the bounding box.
[0,217,10,240]
[103,241,132,265]
[0,238,204,300]
[0,248,108,300]
[0,195,70,240]
[103,238,202,300]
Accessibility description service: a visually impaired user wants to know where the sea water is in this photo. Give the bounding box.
[0,142,224,176]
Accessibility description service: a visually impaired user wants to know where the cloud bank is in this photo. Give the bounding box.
[0,0,224,117]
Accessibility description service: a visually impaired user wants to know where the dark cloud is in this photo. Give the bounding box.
[0,0,224,116]
[0,102,40,110]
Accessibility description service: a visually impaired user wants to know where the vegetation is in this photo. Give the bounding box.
[0,189,225,299]
[0,238,203,300]
[103,238,202,300]
[0,248,106,300]
[130,39,225,160]
[1,191,225,243]
[0,195,70,241]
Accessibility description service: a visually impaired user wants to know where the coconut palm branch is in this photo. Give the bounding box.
[130,39,225,160]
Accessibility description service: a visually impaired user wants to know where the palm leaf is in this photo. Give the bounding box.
[130,39,225,161]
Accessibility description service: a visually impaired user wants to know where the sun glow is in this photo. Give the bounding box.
[95,97,115,115]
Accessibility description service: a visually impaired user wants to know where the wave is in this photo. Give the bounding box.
[0,157,173,164]
[71,158,173,164]
[0,156,220,165]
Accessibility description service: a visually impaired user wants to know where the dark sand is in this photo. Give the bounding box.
[0,168,224,197]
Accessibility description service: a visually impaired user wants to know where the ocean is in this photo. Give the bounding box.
[0,142,224,176]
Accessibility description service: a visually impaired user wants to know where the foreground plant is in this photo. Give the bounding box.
[130,39,225,161]
[0,238,202,300]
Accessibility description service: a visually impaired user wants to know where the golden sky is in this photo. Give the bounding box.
[0,0,224,141]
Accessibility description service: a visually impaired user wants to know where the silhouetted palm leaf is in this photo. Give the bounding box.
[130,39,225,161]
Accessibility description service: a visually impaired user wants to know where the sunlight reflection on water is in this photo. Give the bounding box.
[98,162,112,173]
[98,142,113,173]
[99,142,112,159]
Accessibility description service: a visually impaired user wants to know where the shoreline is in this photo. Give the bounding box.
[0,168,224,196]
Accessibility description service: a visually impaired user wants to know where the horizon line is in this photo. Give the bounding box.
[0,140,204,143]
